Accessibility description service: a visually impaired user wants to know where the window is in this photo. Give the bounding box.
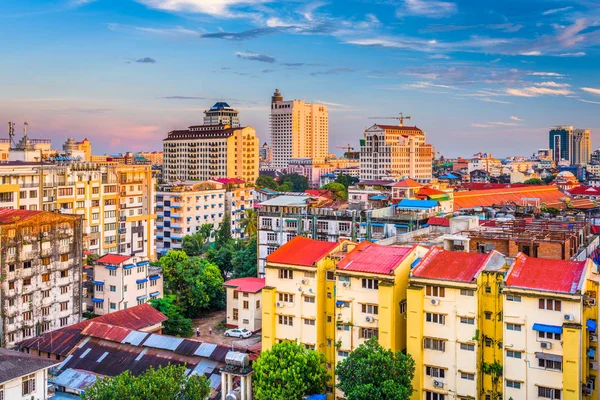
[279,269,293,280]
[485,338,492,347]
[110,302,116,310]
[538,358,562,371]
[278,315,294,326]
[460,372,475,381]
[539,299,562,311]
[42,290,50,298]
[60,317,68,326]
[42,306,50,316]
[243,293,249,298]
[76,201,85,208]
[425,391,445,400]
[77,187,85,195]
[506,350,522,359]
[42,257,50,265]
[506,294,521,302]
[110,285,116,292]
[484,286,491,293]
[426,285,445,297]
[109,269,117,277]
[8,281,14,290]
[60,301,68,311]
[22,294,31,302]
[460,289,474,296]
[266,232,277,242]
[506,323,521,331]
[256,300,260,309]
[304,271,316,279]
[460,343,475,352]
[22,311,32,321]
[425,366,446,378]
[8,299,14,307]
[278,293,294,303]
[484,311,492,320]
[60,286,69,294]
[8,264,14,272]
[23,261,31,269]
[426,313,445,324]
[362,304,379,315]
[304,318,316,326]
[61,270,69,278]
[538,331,562,341]
[233,291,239,299]
[399,299,407,314]
[304,296,315,303]
[60,254,69,262]
[359,328,378,339]
[506,380,521,389]
[362,278,378,290]
[538,386,561,399]
[338,350,349,357]
[22,374,36,396]
[232,308,238,320]
[424,338,446,351]
[460,317,475,325]
[326,271,335,281]
[243,301,249,309]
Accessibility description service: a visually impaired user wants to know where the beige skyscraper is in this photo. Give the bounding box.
[573,128,591,166]
[270,88,329,168]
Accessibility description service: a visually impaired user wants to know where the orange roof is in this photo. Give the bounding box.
[0,209,43,224]
[337,242,414,275]
[453,185,565,211]
[412,247,492,282]
[394,178,422,188]
[266,236,340,267]
[418,187,447,196]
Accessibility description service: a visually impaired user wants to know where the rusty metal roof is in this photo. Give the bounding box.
[80,322,132,343]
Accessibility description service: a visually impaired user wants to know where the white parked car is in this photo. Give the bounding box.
[224,328,252,338]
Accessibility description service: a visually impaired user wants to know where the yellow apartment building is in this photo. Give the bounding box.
[502,254,599,400]
[407,247,508,400]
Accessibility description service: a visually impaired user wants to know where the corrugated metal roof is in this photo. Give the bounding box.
[453,186,565,211]
[266,236,340,267]
[191,359,219,376]
[258,195,310,207]
[142,334,184,351]
[122,331,150,346]
[412,247,491,282]
[81,322,132,343]
[208,373,222,389]
[0,209,43,224]
[337,242,413,275]
[51,368,102,390]
[194,342,218,358]
[223,277,266,293]
[95,254,132,265]
[174,339,201,356]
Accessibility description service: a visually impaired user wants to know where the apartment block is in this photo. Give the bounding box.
[204,102,240,127]
[213,178,254,239]
[360,124,434,182]
[0,209,83,348]
[162,124,258,184]
[224,277,266,332]
[91,254,163,315]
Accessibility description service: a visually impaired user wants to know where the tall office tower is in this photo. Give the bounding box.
[573,128,592,166]
[270,88,329,168]
[203,102,240,127]
[549,125,574,164]
[162,124,258,184]
[360,123,434,181]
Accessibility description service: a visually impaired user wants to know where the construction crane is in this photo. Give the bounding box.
[336,144,354,154]
[368,112,412,126]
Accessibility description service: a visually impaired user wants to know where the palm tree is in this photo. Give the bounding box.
[240,208,258,237]
[182,224,213,256]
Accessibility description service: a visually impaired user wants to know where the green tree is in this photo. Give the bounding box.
[278,182,293,192]
[231,235,258,278]
[336,337,415,400]
[216,215,232,248]
[321,182,348,201]
[253,340,330,400]
[335,174,359,189]
[82,365,210,400]
[281,173,309,192]
[256,175,279,190]
[240,208,258,236]
[543,175,556,184]
[523,178,544,185]
[149,295,193,337]
[182,224,213,256]
[205,239,246,280]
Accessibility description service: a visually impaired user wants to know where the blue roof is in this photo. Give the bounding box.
[137,261,150,267]
[51,368,99,391]
[439,173,460,179]
[397,199,439,210]
[209,101,232,110]
[136,278,148,284]
[532,323,562,334]
[149,274,161,281]
[123,264,135,270]
[370,195,387,200]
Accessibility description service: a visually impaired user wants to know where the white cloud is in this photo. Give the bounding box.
[581,87,600,95]
[479,98,511,104]
[536,81,571,88]
[408,81,458,90]
[506,86,573,97]
[399,0,457,19]
[542,6,573,16]
[520,51,542,56]
[510,116,522,121]
[315,100,351,108]
[528,72,565,77]
[558,52,586,57]
[134,0,271,16]
[578,99,600,105]
[135,26,201,37]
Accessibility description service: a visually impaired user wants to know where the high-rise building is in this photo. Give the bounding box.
[0,209,83,347]
[63,138,92,162]
[203,102,240,127]
[270,88,329,168]
[163,124,258,184]
[574,128,592,166]
[360,123,434,181]
[549,125,574,164]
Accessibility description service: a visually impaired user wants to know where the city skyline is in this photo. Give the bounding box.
[2,0,600,157]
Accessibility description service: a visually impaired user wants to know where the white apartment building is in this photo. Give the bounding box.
[270,88,329,168]
[224,277,265,332]
[203,102,240,127]
[0,348,58,400]
[213,178,254,240]
[360,124,433,182]
[91,254,163,315]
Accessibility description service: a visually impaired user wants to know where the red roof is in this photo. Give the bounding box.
[505,253,587,294]
[305,189,333,199]
[375,125,423,132]
[568,186,600,196]
[96,254,132,265]
[213,178,245,185]
[223,277,266,293]
[427,217,450,227]
[337,242,413,275]
[418,187,448,196]
[266,236,339,267]
[393,178,422,188]
[456,183,530,190]
[81,322,132,342]
[0,209,43,224]
[453,186,566,211]
[412,247,491,282]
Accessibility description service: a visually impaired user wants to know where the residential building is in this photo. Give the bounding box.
[286,157,360,188]
[91,254,162,315]
[259,142,272,164]
[467,153,502,175]
[0,348,58,400]
[224,277,266,332]
[62,138,92,161]
[156,181,226,255]
[162,124,258,184]
[574,128,592,166]
[204,102,240,127]
[359,124,434,182]
[0,209,83,348]
[502,254,599,400]
[407,247,508,400]
[270,88,329,167]
[137,151,163,166]
[213,178,254,239]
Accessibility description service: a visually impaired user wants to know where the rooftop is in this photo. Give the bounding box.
[266,236,340,267]
[505,253,587,294]
[453,185,566,211]
[374,124,423,132]
[0,209,43,224]
[393,178,422,188]
[258,195,310,207]
[337,242,413,275]
[463,218,587,243]
[412,247,493,282]
[0,348,58,384]
[95,254,132,265]
[223,277,266,293]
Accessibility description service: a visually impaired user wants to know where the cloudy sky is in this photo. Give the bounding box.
[2,0,600,157]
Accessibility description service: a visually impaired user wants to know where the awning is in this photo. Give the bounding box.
[532,323,562,334]
[92,281,104,286]
[535,352,563,362]
[149,275,161,281]
[136,261,150,267]
[371,222,385,227]
[136,278,148,284]
[123,264,135,270]
[587,319,597,332]
[336,301,345,307]
[589,348,597,358]
[105,265,117,270]
[411,258,422,268]
[136,295,148,301]
[394,224,409,229]
[150,291,160,297]
[369,195,386,201]
[285,219,297,223]
[91,298,104,303]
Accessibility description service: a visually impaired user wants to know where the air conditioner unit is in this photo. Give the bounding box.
[365,315,374,323]
[583,386,592,396]
[433,380,444,388]
[589,299,597,306]
[337,325,344,331]
[301,279,309,285]
[540,341,552,349]
[42,232,48,237]
[591,362,599,371]
[342,282,350,288]
[430,299,440,306]
[276,302,284,308]
[564,314,575,321]
[591,334,598,342]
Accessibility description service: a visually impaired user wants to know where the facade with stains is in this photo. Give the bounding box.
[0,209,83,348]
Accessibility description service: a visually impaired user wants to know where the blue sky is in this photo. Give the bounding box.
[1,0,600,157]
